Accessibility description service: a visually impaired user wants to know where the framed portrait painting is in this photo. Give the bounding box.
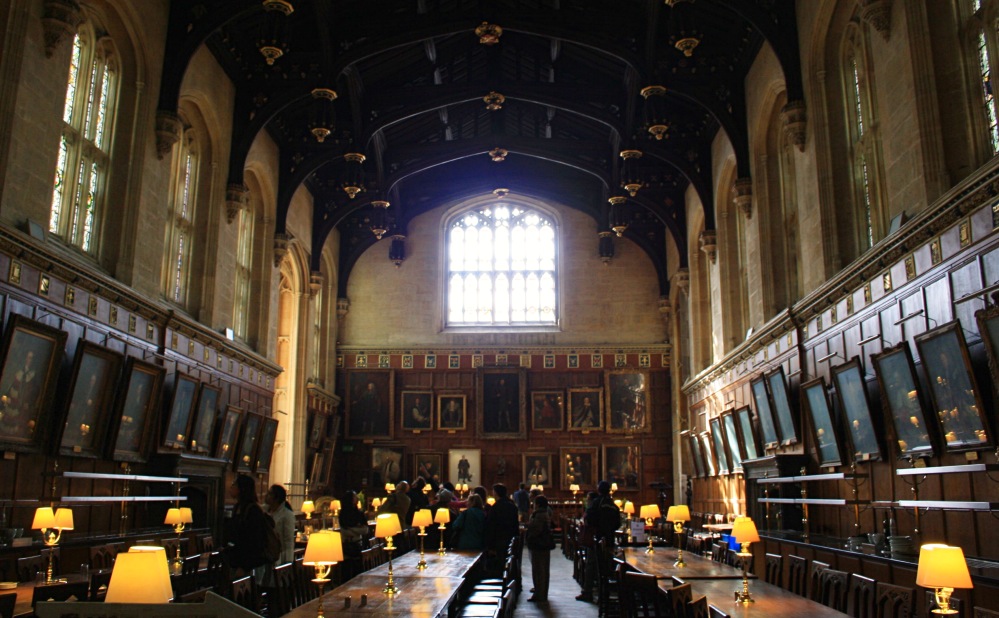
[109,358,164,463]
[750,375,780,449]
[687,432,705,478]
[189,383,221,454]
[437,393,467,431]
[414,451,443,484]
[605,369,650,433]
[567,387,603,431]
[371,446,404,488]
[162,373,198,450]
[448,448,481,486]
[720,411,744,473]
[800,378,844,468]
[915,321,991,452]
[255,416,279,473]
[531,390,564,431]
[559,446,598,490]
[345,370,394,439]
[603,444,640,490]
[767,367,799,446]
[0,315,68,452]
[709,417,730,475]
[215,405,241,463]
[523,453,553,487]
[235,413,263,473]
[699,431,717,476]
[401,390,433,431]
[477,367,527,439]
[830,358,883,462]
[311,438,335,487]
[307,409,327,449]
[56,341,123,458]
[872,342,936,459]
[735,406,761,461]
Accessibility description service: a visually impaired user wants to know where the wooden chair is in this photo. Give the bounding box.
[196,533,214,553]
[265,562,295,616]
[0,592,15,618]
[708,605,730,618]
[293,557,317,607]
[787,554,807,596]
[89,544,115,570]
[200,550,224,591]
[229,575,259,613]
[808,560,829,602]
[849,574,876,618]
[620,571,669,618]
[172,553,202,596]
[974,608,999,618]
[31,581,89,608]
[595,547,622,618]
[88,568,113,601]
[161,537,181,559]
[875,581,915,618]
[688,596,709,618]
[710,542,726,562]
[176,588,211,603]
[668,582,693,618]
[926,590,963,617]
[764,552,783,587]
[16,555,44,583]
[819,567,850,612]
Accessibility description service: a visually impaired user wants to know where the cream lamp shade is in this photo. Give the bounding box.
[331,499,341,512]
[731,517,760,544]
[164,507,193,525]
[303,530,344,565]
[639,504,661,520]
[412,508,433,528]
[486,497,496,506]
[623,501,636,516]
[434,508,450,524]
[385,483,396,492]
[570,484,580,492]
[105,548,172,603]
[32,507,74,530]
[301,500,315,515]
[375,513,402,538]
[610,483,618,492]
[666,504,690,522]
[614,499,623,508]
[916,544,974,590]
[371,497,382,509]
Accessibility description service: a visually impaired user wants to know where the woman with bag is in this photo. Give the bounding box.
[525,495,556,603]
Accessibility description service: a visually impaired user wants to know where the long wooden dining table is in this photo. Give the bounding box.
[664,577,851,618]
[622,547,756,580]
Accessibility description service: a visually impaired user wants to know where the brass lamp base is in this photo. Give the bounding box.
[734,550,753,604]
[674,548,686,568]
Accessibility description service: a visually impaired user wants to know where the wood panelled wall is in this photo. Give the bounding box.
[682,161,999,562]
[332,363,673,508]
[0,229,280,544]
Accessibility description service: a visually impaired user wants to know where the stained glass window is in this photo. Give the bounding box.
[973,2,999,154]
[165,142,198,305]
[233,206,254,340]
[446,203,557,327]
[50,29,118,254]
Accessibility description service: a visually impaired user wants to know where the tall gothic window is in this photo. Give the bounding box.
[446,202,558,327]
[50,27,118,253]
[971,0,999,153]
[163,128,199,306]
[233,206,254,339]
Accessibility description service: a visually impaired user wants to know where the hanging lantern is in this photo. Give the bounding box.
[309,88,337,143]
[619,149,643,197]
[493,188,510,200]
[475,22,503,45]
[489,148,508,162]
[483,91,506,111]
[640,86,669,141]
[257,4,290,65]
[609,196,629,237]
[369,200,390,240]
[389,235,406,267]
[668,1,701,57]
[599,231,615,265]
[341,153,366,199]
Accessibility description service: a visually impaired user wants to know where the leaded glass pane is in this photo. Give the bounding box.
[50,136,68,233]
[64,36,82,124]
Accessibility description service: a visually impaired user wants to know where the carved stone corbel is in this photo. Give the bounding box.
[336,297,350,320]
[781,99,807,153]
[733,177,753,219]
[42,0,83,58]
[699,230,717,264]
[273,233,289,267]
[672,268,690,295]
[155,110,182,159]
[225,183,249,224]
[658,296,672,343]
[309,271,323,296]
[858,0,891,41]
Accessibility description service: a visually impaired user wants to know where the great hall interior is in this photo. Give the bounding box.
[0,0,998,616]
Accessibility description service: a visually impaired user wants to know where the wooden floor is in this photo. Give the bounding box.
[517,550,599,618]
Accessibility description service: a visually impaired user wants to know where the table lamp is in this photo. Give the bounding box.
[666,504,690,567]
[569,483,580,501]
[302,499,316,536]
[371,497,382,510]
[731,516,760,603]
[610,482,618,495]
[164,507,193,564]
[330,499,341,530]
[486,496,496,506]
[639,504,661,554]
[385,483,396,493]
[434,507,450,556]
[303,530,344,618]
[917,543,974,615]
[32,507,73,584]
[375,512,402,595]
[412,508,433,570]
[105,546,173,603]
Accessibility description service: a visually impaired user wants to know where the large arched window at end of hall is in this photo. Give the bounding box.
[162,123,200,307]
[842,21,887,253]
[50,24,119,254]
[445,201,558,328]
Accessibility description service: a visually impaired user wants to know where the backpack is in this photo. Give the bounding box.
[263,512,282,563]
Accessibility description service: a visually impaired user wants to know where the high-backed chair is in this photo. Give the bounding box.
[849,574,876,618]
[808,560,830,602]
[0,592,15,618]
[669,582,693,618]
[266,562,295,616]
[88,568,113,602]
[229,575,259,613]
[89,544,115,570]
[708,605,730,618]
[196,533,214,553]
[16,555,44,583]
[31,581,89,608]
[787,554,808,596]
[688,596,709,618]
[874,581,915,618]
[974,608,999,618]
[764,552,783,587]
[620,571,669,618]
[819,567,850,612]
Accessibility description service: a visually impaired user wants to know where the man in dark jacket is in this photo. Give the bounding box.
[484,483,520,572]
[577,481,620,602]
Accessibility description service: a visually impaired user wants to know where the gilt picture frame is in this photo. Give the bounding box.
[235,412,263,473]
[603,444,641,490]
[567,387,603,431]
[189,383,221,454]
[872,342,936,459]
[720,410,744,473]
[215,405,242,463]
[56,341,123,458]
[800,377,844,468]
[344,370,394,439]
[830,358,883,462]
[605,369,650,434]
[735,406,761,461]
[767,367,799,446]
[477,367,526,439]
[437,393,467,431]
[559,446,598,490]
[523,453,554,487]
[531,390,564,431]
[709,417,730,475]
[448,448,481,486]
[109,358,165,463]
[161,373,198,451]
[401,390,434,431]
[750,375,780,450]
[687,431,705,478]
[255,416,279,473]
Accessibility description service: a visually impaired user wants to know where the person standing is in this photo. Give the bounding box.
[576,492,600,602]
[483,484,519,573]
[450,494,487,550]
[225,474,269,578]
[526,496,555,603]
[578,481,620,602]
[259,484,295,585]
[378,481,411,519]
[512,483,531,523]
